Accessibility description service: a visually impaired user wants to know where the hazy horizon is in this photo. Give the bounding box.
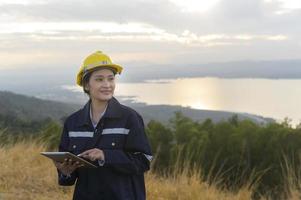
[1,77,300,127]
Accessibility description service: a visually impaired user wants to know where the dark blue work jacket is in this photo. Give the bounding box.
[57,97,152,200]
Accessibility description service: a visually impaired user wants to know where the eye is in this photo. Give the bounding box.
[109,77,115,81]
[95,78,103,82]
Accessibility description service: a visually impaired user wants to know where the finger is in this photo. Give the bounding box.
[91,152,99,161]
[80,153,93,161]
[78,149,92,156]
[82,155,92,161]
[67,159,74,166]
[73,161,80,167]
[81,153,91,158]
[70,161,78,169]
[90,156,96,161]
[62,158,68,164]
[89,153,98,161]
[71,161,83,170]
[90,151,102,160]
[78,149,94,156]
[61,159,68,167]
[76,162,85,168]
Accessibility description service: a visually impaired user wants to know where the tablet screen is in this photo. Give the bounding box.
[41,152,97,168]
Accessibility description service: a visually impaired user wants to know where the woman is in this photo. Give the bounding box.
[54,51,153,200]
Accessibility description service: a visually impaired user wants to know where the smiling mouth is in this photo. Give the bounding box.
[101,91,111,94]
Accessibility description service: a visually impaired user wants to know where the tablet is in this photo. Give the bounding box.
[41,152,97,168]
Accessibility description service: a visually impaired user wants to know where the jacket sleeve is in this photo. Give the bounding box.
[57,121,78,186]
[102,112,153,175]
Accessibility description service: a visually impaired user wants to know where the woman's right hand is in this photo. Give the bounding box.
[53,159,84,176]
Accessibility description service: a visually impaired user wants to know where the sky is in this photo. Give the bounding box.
[0,0,301,124]
[1,0,301,73]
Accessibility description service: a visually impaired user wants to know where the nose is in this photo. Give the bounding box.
[102,79,111,87]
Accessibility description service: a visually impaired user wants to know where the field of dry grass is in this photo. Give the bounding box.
[0,141,299,200]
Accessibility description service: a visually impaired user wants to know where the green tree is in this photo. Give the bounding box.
[146,120,173,171]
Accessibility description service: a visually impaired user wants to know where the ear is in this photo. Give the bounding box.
[84,83,90,92]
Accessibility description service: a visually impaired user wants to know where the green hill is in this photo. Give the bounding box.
[0,91,79,122]
[0,90,274,128]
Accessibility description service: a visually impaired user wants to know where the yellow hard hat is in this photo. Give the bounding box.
[76,51,123,86]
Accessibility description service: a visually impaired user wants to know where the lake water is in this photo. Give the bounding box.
[67,77,301,127]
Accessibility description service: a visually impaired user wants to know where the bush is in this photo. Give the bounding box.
[146,112,301,199]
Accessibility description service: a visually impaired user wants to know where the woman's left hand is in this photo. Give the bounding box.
[78,148,105,161]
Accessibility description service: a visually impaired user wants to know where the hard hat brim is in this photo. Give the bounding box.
[76,63,123,86]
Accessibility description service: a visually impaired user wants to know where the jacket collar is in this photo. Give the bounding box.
[79,96,122,127]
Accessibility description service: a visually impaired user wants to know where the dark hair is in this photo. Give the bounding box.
[82,72,92,95]
[82,67,116,95]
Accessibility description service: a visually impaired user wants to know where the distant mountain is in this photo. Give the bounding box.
[128,102,274,125]
[120,59,301,82]
[0,91,79,122]
[0,91,274,126]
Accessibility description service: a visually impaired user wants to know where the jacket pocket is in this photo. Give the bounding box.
[98,135,126,149]
[68,131,94,154]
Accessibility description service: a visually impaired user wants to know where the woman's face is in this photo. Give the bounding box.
[85,68,116,102]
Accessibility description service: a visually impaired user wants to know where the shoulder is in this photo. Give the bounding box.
[119,103,145,127]
[120,104,141,117]
[111,97,142,119]
[63,107,85,126]
[118,102,143,119]
[65,109,81,121]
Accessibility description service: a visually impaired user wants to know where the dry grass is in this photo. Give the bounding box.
[0,141,299,200]
[0,141,73,200]
[146,167,254,200]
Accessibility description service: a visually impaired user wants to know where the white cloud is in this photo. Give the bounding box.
[0,0,299,68]
[0,20,287,47]
[278,0,301,9]
[267,0,301,15]
[266,35,287,40]
[0,22,164,34]
[0,0,48,5]
[168,0,220,12]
